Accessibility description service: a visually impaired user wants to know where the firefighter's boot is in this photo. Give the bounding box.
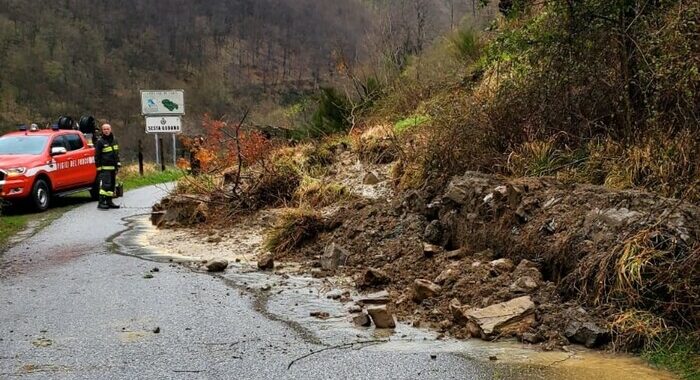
[106,197,121,209]
[98,196,110,210]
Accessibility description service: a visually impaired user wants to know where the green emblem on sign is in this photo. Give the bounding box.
[162,99,179,111]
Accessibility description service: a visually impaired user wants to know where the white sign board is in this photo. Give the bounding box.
[141,90,185,115]
[146,116,182,133]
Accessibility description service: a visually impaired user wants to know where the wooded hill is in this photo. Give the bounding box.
[0,0,487,154]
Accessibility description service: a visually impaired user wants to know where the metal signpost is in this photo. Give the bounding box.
[141,90,185,168]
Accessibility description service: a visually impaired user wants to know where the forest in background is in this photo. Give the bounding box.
[0,0,491,158]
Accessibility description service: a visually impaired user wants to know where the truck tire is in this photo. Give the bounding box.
[30,178,51,211]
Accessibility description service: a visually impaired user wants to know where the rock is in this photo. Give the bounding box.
[207,236,222,243]
[422,243,442,258]
[564,321,609,348]
[489,258,515,273]
[359,268,390,288]
[346,303,362,313]
[434,268,458,285]
[325,290,344,300]
[355,290,391,306]
[464,296,536,339]
[449,299,469,325]
[509,276,539,293]
[257,253,275,271]
[143,273,154,279]
[413,279,442,302]
[522,332,542,344]
[150,267,160,272]
[367,305,396,329]
[310,311,330,319]
[446,249,466,260]
[321,243,350,270]
[588,207,643,227]
[352,313,372,327]
[150,210,166,226]
[439,319,453,331]
[206,259,229,272]
[423,220,443,245]
[489,355,498,361]
[153,326,160,334]
[363,172,381,185]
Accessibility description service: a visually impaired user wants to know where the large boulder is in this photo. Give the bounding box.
[413,279,442,302]
[355,290,391,306]
[321,243,350,270]
[423,220,444,245]
[206,259,229,272]
[257,253,275,271]
[464,296,535,339]
[367,305,396,329]
[564,321,609,348]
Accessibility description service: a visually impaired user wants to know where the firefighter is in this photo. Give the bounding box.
[95,123,121,210]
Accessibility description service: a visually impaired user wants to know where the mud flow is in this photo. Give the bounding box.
[110,214,673,380]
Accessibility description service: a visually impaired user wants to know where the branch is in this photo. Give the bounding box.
[287,340,387,370]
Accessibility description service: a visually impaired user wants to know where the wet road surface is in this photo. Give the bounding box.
[0,185,673,379]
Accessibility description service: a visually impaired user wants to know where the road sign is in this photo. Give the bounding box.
[141,90,185,115]
[146,116,182,133]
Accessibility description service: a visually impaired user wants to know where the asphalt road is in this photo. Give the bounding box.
[0,185,668,380]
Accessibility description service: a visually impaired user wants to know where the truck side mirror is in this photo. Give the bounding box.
[51,146,67,156]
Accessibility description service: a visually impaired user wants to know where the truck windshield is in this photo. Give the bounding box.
[0,135,49,155]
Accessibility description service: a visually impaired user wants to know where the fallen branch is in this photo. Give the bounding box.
[287,339,387,370]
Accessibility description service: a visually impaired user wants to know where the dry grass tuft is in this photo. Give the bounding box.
[264,208,324,254]
[294,178,351,208]
[354,124,398,164]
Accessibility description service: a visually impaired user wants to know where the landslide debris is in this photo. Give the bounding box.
[283,171,699,350]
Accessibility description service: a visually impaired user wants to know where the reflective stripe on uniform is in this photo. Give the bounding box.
[113,145,119,151]
[102,146,114,153]
[100,166,116,171]
[99,189,114,196]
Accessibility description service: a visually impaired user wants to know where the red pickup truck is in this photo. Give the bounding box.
[0,126,98,211]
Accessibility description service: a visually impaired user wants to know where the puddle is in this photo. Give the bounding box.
[112,215,675,380]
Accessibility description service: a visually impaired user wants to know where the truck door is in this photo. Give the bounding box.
[64,133,94,186]
[48,135,69,189]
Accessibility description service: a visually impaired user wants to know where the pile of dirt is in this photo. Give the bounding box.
[282,171,700,349]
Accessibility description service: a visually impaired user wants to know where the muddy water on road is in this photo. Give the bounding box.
[112,215,674,380]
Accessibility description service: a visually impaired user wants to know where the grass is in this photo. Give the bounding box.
[294,178,351,208]
[121,168,183,190]
[394,115,430,134]
[0,213,28,248]
[642,334,700,380]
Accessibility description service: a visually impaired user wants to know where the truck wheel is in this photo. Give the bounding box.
[31,179,51,211]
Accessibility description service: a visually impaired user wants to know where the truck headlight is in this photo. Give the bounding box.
[6,167,27,177]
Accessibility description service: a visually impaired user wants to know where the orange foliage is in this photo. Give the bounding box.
[197,114,275,172]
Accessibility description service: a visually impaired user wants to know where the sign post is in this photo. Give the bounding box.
[141,90,185,169]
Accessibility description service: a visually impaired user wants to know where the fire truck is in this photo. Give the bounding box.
[0,118,99,211]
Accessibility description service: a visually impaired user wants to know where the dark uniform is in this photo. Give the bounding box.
[95,133,121,209]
